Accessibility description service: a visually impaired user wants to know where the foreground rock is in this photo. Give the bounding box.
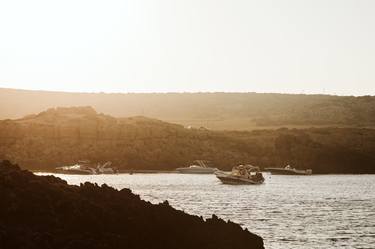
[0,160,264,249]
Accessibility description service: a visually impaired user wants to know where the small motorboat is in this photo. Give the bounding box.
[55,160,117,175]
[55,160,97,175]
[265,165,312,175]
[215,165,265,185]
[176,160,218,174]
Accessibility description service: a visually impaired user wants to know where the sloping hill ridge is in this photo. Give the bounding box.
[1,88,375,130]
[1,106,375,173]
[0,160,264,249]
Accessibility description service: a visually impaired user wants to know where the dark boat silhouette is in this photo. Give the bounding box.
[265,165,312,175]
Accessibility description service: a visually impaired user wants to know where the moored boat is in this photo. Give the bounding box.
[55,160,97,175]
[215,165,264,185]
[265,165,312,175]
[55,160,117,175]
[176,160,218,174]
[96,161,118,174]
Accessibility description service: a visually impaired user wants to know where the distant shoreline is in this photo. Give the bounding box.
[31,170,375,175]
[32,169,179,174]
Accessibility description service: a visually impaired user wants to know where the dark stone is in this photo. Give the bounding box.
[0,160,264,249]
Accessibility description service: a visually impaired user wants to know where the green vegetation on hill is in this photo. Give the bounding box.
[1,88,375,130]
[0,107,374,173]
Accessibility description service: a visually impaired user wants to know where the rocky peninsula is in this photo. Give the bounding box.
[0,160,264,249]
[0,106,374,173]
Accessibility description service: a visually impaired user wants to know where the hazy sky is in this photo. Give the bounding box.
[0,0,374,95]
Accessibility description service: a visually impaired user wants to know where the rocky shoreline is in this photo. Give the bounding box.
[1,106,374,173]
[0,160,264,249]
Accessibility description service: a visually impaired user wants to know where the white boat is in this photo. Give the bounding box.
[215,165,265,185]
[55,160,117,175]
[176,160,218,174]
[55,160,97,175]
[265,165,312,175]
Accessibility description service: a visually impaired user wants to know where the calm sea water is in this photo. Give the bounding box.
[37,172,375,249]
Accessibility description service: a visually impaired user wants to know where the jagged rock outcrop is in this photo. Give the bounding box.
[0,160,264,249]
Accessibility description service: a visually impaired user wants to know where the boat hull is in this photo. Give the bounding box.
[265,168,312,175]
[176,168,217,174]
[215,172,264,185]
[55,169,95,175]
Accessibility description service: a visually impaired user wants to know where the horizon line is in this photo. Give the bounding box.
[1,87,374,97]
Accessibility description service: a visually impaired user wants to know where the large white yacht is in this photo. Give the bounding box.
[176,160,217,174]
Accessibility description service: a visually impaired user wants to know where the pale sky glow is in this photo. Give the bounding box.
[0,0,374,95]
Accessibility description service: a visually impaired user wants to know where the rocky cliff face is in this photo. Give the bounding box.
[1,107,375,173]
[0,106,278,170]
[0,107,191,169]
[0,160,264,249]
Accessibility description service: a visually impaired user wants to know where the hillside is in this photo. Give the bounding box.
[1,88,375,130]
[0,160,264,249]
[1,107,375,173]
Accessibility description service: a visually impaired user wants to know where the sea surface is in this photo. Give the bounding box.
[36,172,375,249]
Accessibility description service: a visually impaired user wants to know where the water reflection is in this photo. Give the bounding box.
[37,172,375,249]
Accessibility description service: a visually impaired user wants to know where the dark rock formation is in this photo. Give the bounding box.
[0,160,264,249]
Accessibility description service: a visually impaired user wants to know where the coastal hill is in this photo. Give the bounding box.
[1,88,375,130]
[0,160,264,249]
[0,106,375,173]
